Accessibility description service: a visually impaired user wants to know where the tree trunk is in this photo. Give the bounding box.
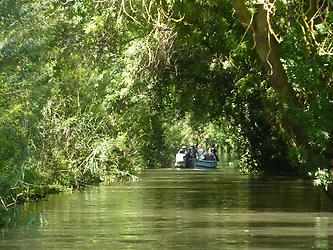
[231,0,307,147]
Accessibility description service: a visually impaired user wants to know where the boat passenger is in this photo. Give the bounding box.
[176,146,189,167]
[189,145,198,159]
[184,148,193,167]
[178,146,187,154]
[211,144,219,161]
[205,148,216,161]
[197,143,206,160]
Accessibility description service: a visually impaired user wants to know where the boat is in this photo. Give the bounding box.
[175,145,218,169]
[175,154,217,168]
[194,159,217,168]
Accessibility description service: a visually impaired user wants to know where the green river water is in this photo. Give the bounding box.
[1,157,333,249]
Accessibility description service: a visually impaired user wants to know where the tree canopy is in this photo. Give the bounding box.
[0,0,332,225]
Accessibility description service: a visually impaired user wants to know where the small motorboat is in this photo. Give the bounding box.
[175,145,218,168]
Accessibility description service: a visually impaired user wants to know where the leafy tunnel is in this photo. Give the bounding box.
[0,0,333,225]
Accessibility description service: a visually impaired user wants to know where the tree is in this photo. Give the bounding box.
[132,0,333,177]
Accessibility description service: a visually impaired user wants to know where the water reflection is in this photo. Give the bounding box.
[315,216,329,249]
[1,161,333,249]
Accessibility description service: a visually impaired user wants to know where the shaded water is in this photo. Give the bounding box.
[1,159,333,249]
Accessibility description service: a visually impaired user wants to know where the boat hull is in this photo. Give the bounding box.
[194,159,217,168]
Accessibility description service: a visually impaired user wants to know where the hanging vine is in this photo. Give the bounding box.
[295,0,333,55]
[117,0,183,68]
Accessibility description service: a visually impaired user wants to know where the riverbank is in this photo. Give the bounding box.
[0,168,139,228]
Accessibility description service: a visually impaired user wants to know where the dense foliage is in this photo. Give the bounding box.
[1,0,332,226]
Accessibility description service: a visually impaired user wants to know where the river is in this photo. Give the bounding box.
[1,157,333,249]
